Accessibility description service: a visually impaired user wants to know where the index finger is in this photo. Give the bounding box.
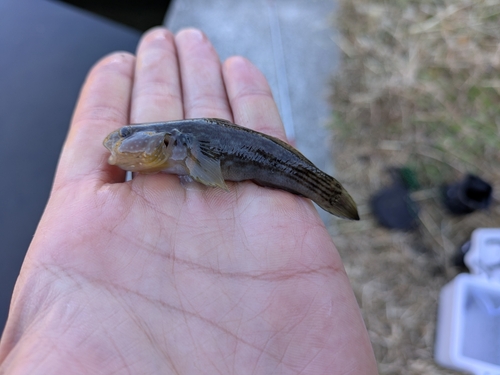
[53,53,135,189]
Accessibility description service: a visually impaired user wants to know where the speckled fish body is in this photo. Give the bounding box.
[103,118,359,220]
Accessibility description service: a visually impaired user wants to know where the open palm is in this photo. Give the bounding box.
[0,28,377,374]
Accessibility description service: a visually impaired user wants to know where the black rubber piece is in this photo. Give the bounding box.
[442,174,492,215]
[371,183,419,230]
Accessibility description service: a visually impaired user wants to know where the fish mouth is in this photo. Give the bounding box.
[102,129,170,172]
[103,131,122,165]
[103,130,121,152]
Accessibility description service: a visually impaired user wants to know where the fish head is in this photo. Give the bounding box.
[103,126,171,173]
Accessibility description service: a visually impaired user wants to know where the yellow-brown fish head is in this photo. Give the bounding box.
[103,126,170,173]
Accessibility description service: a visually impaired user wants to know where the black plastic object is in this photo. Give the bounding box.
[371,182,420,230]
[442,174,493,215]
[58,0,171,31]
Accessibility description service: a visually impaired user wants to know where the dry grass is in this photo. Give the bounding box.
[329,0,500,374]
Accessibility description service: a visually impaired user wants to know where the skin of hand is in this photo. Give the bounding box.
[0,28,378,374]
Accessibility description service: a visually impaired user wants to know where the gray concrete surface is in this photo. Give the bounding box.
[165,0,340,222]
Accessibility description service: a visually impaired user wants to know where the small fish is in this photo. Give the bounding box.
[103,118,359,220]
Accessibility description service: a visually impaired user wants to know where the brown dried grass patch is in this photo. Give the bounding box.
[329,1,500,373]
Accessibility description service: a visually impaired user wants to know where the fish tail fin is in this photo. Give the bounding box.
[312,171,360,220]
[318,189,360,220]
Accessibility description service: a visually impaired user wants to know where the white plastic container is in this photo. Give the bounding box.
[435,228,500,375]
[465,228,500,281]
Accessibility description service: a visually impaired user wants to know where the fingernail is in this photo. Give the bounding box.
[149,28,171,40]
[177,28,205,42]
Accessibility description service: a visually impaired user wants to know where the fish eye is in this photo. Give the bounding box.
[119,127,132,138]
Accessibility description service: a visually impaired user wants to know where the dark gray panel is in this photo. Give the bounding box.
[0,0,140,332]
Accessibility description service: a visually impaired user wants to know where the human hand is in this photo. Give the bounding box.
[0,28,377,374]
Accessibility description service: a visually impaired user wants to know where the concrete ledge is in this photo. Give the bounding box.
[165,0,340,222]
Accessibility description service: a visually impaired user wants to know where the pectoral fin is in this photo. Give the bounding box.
[185,148,228,191]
